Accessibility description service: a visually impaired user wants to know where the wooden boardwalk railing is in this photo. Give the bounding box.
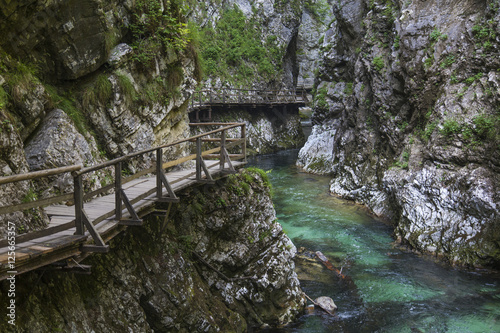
[0,123,247,280]
[189,88,308,121]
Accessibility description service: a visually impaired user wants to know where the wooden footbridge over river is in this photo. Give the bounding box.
[0,123,247,281]
[189,87,309,122]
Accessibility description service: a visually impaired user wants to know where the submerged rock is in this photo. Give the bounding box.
[314,296,337,314]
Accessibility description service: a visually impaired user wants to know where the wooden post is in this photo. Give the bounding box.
[196,137,202,180]
[115,162,122,220]
[74,174,84,235]
[156,148,163,199]
[241,124,247,163]
[220,130,226,170]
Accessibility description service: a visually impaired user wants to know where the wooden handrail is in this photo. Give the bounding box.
[75,123,244,176]
[0,164,82,185]
[189,87,307,111]
[0,123,247,247]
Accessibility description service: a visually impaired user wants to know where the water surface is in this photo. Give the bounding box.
[249,149,500,333]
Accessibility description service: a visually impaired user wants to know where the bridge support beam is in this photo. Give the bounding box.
[196,137,215,183]
[115,162,143,226]
[156,148,180,203]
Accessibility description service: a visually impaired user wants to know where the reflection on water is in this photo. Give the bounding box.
[249,150,500,333]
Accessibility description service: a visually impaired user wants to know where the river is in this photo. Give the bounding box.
[249,149,500,333]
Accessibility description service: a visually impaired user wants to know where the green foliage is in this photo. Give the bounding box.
[116,73,137,101]
[314,85,329,110]
[22,188,39,203]
[215,197,227,208]
[245,167,272,189]
[421,120,438,142]
[130,0,191,66]
[472,23,496,50]
[45,85,87,134]
[0,86,7,110]
[9,62,40,106]
[430,28,448,44]
[394,150,410,169]
[440,119,461,136]
[472,114,497,139]
[304,0,330,22]
[440,55,455,68]
[393,35,400,49]
[465,72,483,85]
[372,56,385,72]
[344,82,354,95]
[199,5,284,83]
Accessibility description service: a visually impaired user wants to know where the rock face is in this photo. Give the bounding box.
[0,0,129,80]
[0,170,304,332]
[298,0,500,267]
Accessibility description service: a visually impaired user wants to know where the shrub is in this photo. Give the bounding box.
[372,56,384,72]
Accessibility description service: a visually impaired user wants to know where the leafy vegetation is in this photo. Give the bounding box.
[472,22,497,51]
[199,5,284,84]
[130,0,191,66]
[314,85,329,110]
[372,56,385,72]
[430,28,448,44]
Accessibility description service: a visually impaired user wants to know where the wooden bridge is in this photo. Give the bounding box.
[189,88,309,122]
[0,123,247,281]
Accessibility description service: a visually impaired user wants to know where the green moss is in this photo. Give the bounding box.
[245,167,272,189]
[306,156,328,172]
[115,73,137,101]
[45,85,88,134]
[0,86,7,110]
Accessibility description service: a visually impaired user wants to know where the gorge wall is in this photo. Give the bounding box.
[298,0,500,268]
[0,170,304,332]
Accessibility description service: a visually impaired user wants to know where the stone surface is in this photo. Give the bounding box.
[314,296,337,313]
[24,109,103,196]
[107,43,133,67]
[0,110,47,235]
[0,0,130,80]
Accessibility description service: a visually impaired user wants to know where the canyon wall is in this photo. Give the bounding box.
[298,0,500,267]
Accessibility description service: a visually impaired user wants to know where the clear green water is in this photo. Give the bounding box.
[249,150,500,333]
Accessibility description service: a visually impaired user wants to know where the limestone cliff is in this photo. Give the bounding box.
[0,0,199,234]
[0,169,304,332]
[298,0,500,267]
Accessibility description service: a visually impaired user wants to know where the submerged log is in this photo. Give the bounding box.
[315,251,346,278]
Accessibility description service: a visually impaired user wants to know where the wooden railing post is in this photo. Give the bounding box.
[220,130,226,170]
[196,137,202,180]
[241,124,247,163]
[74,174,84,235]
[156,148,163,199]
[115,162,122,220]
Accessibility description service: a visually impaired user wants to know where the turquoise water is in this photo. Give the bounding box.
[249,150,500,333]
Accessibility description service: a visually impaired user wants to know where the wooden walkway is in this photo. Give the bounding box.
[189,88,308,122]
[0,123,246,281]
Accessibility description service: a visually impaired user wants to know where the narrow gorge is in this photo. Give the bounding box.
[0,0,499,332]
